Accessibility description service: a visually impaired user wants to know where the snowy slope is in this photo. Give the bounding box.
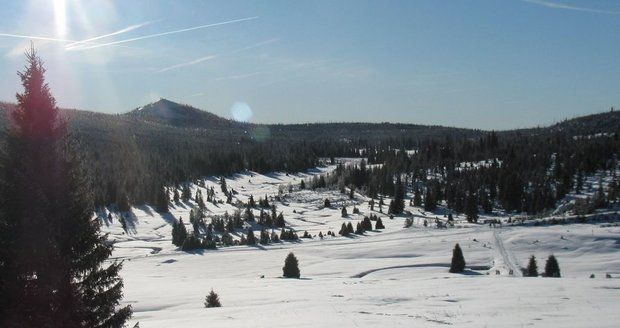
[99,162,620,327]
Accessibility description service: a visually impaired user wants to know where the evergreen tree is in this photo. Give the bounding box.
[275,212,286,227]
[575,170,583,194]
[155,185,169,213]
[181,184,191,202]
[300,179,306,189]
[173,188,180,203]
[0,47,131,327]
[413,187,422,206]
[341,206,348,217]
[204,289,222,308]
[245,207,255,222]
[465,192,479,223]
[544,255,561,278]
[361,216,373,230]
[449,243,466,273]
[355,222,364,234]
[424,188,437,212]
[593,181,608,209]
[347,222,354,234]
[480,190,493,214]
[196,190,205,209]
[226,191,233,204]
[172,218,188,247]
[389,176,405,214]
[324,198,331,208]
[375,217,385,229]
[260,228,270,245]
[181,233,202,251]
[249,195,256,207]
[246,228,256,245]
[193,220,201,237]
[220,176,227,194]
[271,205,277,221]
[221,232,233,246]
[339,223,349,236]
[526,255,538,277]
[282,252,301,278]
[117,192,131,212]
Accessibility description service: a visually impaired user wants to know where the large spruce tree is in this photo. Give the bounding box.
[0,47,131,327]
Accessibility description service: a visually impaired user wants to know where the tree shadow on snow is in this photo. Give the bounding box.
[278,277,313,281]
[134,204,155,217]
[119,210,138,235]
[160,212,178,226]
[458,269,484,276]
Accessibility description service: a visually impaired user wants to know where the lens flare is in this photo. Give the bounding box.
[230,101,253,122]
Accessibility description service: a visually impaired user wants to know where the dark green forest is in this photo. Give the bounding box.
[1,99,618,216]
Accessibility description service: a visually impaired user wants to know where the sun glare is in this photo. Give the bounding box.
[53,0,67,37]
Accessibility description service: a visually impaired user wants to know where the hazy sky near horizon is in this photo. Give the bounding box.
[0,0,618,130]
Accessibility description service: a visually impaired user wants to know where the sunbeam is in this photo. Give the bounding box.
[53,0,67,37]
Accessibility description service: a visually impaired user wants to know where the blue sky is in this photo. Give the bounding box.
[0,0,618,129]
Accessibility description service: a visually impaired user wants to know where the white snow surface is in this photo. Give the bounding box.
[100,162,620,327]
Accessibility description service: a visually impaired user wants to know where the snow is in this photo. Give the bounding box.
[456,158,502,171]
[99,161,620,327]
[572,132,615,140]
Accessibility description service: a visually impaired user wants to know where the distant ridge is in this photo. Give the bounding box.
[126,98,245,129]
[1,100,618,139]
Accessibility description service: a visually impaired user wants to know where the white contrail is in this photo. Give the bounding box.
[157,55,218,73]
[230,38,279,54]
[69,16,259,51]
[0,33,76,43]
[214,71,261,81]
[156,38,278,73]
[521,0,620,15]
[65,21,153,49]
[0,25,148,50]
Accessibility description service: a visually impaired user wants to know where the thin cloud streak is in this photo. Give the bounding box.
[0,33,76,43]
[230,38,280,54]
[156,55,218,73]
[214,71,262,81]
[521,0,620,15]
[65,21,153,49]
[68,16,259,51]
[156,38,278,73]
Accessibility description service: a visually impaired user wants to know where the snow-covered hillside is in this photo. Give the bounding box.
[100,161,620,327]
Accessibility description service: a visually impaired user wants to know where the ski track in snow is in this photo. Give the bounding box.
[352,263,449,278]
[493,228,522,277]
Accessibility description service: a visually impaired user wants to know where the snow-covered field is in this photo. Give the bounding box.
[100,162,620,327]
